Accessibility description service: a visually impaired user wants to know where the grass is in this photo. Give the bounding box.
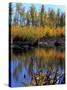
[11,24,65,41]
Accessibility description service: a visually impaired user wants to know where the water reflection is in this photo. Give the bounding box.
[11,47,65,87]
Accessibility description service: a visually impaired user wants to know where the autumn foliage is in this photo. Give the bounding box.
[11,25,65,40]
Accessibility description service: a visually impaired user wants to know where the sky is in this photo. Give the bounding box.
[23,3,65,13]
[11,3,65,13]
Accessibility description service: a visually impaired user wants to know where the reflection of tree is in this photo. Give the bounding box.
[12,47,65,85]
[13,60,23,81]
[28,57,33,76]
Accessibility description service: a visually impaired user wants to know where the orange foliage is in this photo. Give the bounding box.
[11,25,65,40]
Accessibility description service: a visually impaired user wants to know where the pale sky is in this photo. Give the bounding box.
[11,3,65,13]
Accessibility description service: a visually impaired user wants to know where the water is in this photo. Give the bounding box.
[10,47,65,87]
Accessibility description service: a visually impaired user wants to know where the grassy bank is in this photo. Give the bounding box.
[11,25,65,41]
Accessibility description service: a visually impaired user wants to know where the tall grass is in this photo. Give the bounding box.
[11,25,65,40]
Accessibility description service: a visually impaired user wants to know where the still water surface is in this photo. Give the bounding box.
[11,47,65,87]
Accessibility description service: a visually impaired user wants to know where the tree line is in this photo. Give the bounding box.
[10,3,65,28]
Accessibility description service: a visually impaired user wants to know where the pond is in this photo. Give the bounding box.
[10,47,65,87]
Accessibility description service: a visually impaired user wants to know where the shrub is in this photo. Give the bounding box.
[11,25,65,41]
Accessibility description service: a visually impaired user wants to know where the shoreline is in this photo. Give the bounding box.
[11,36,65,51]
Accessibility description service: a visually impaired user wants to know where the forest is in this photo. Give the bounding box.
[9,3,65,47]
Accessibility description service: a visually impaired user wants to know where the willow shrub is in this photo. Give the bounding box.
[11,25,65,41]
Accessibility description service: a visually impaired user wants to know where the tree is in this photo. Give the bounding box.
[16,3,26,26]
[13,12,19,25]
[35,12,40,26]
[48,9,56,28]
[30,4,36,26]
[26,11,31,26]
[60,12,65,27]
[56,9,60,28]
[12,3,65,28]
[40,5,45,27]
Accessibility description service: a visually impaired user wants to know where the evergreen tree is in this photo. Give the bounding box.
[60,13,65,27]
[48,9,56,28]
[30,4,36,26]
[56,9,60,28]
[40,5,45,27]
